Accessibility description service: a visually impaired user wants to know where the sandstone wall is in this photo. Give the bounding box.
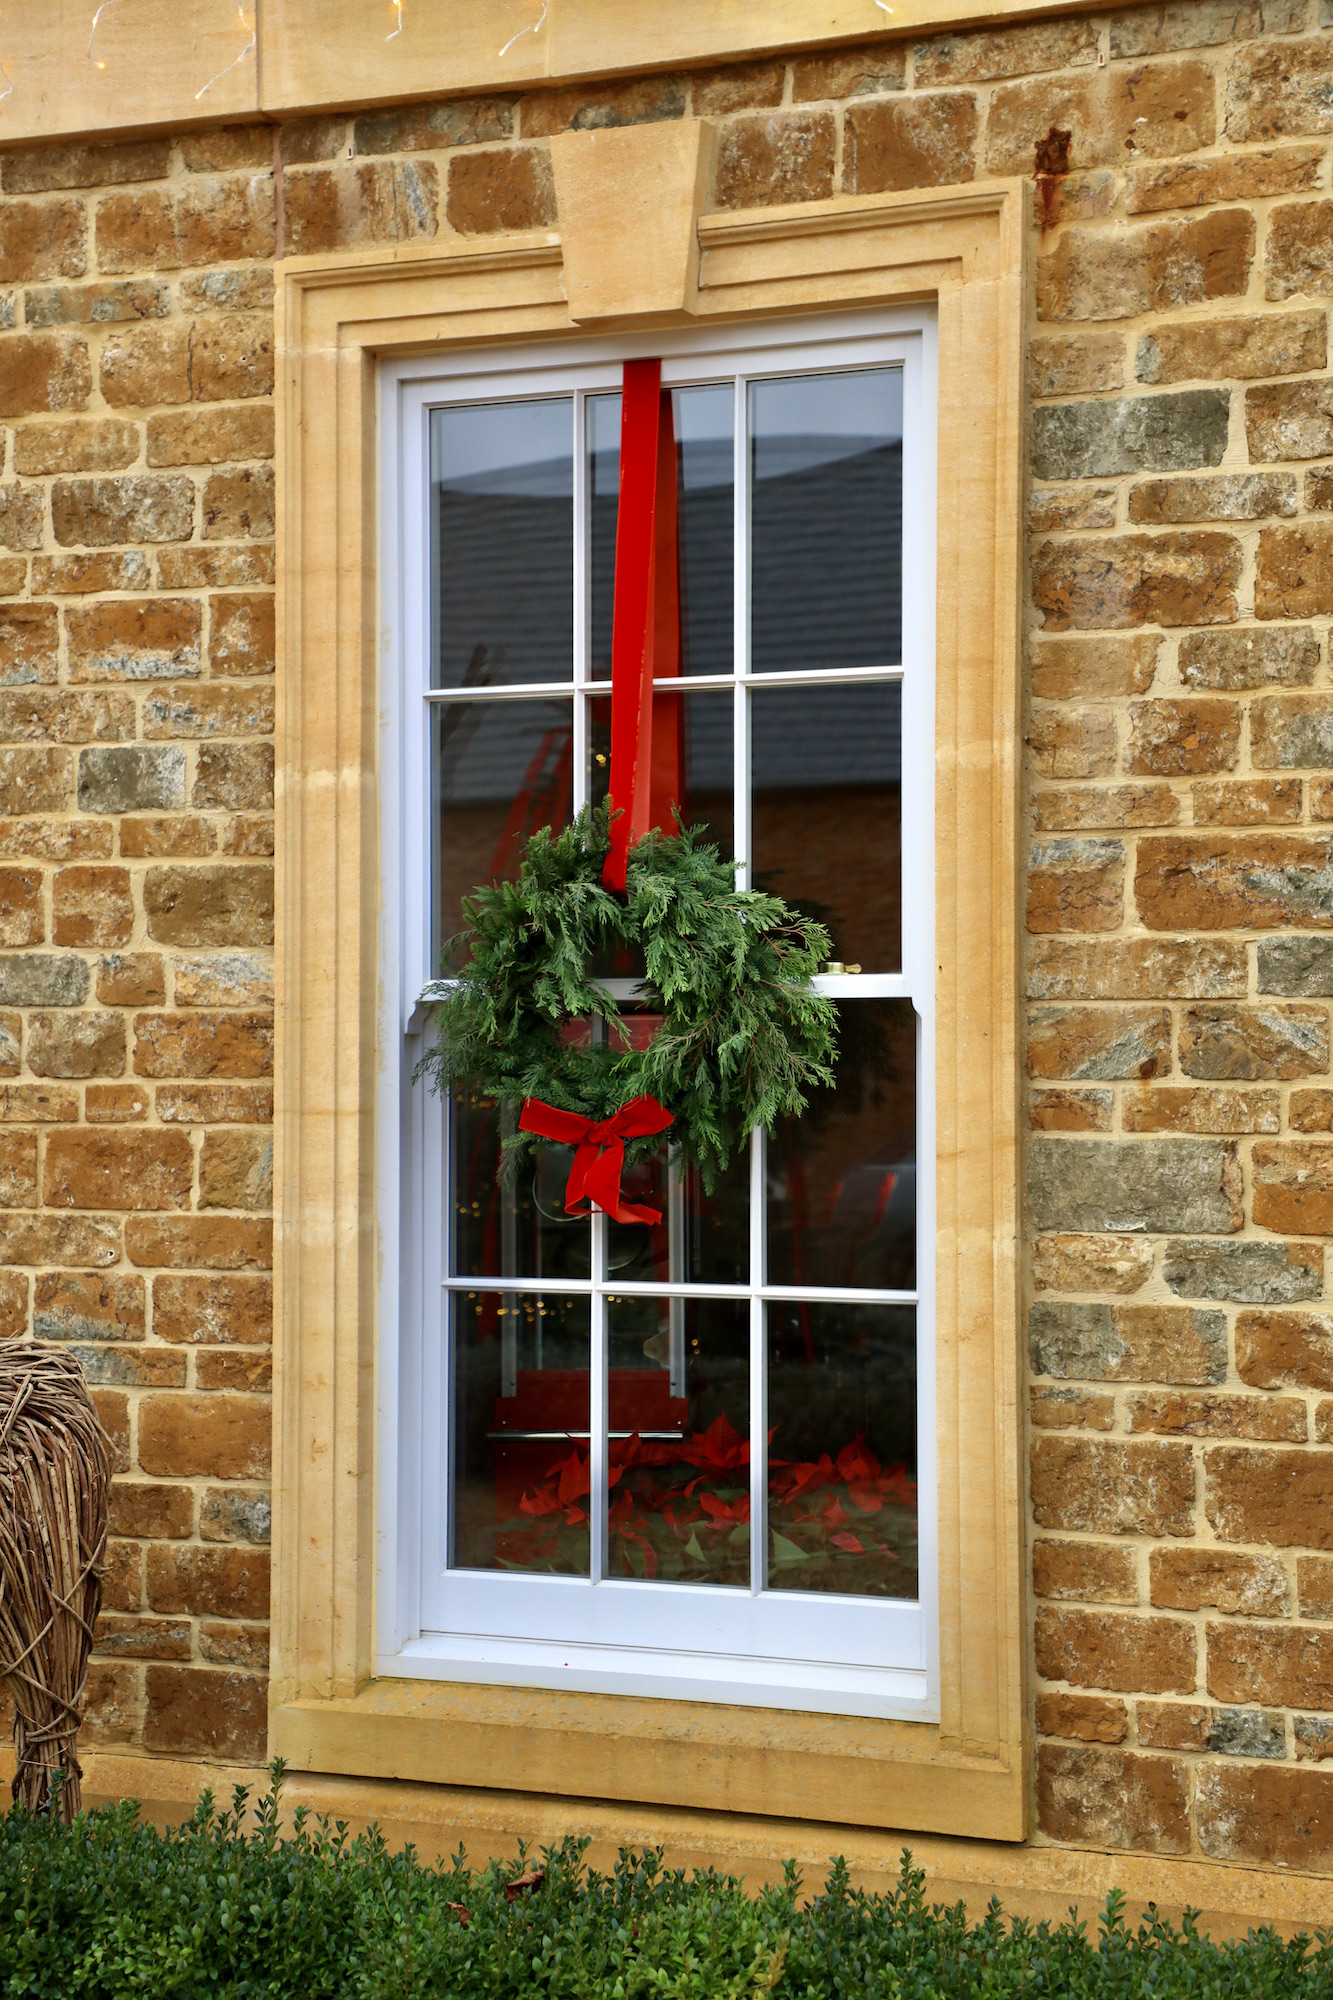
[2,0,1332,1865]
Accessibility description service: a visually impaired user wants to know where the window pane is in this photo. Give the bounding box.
[605,1140,749,1287]
[749,368,902,674]
[767,998,917,1292]
[431,399,573,689]
[590,688,733,859]
[750,682,901,973]
[451,1290,590,1576]
[589,392,619,681]
[450,1089,590,1281]
[766,1302,916,1599]
[432,697,573,964]
[606,1295,750,1586]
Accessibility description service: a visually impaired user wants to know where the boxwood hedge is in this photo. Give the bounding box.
[1,1764,1329,1997]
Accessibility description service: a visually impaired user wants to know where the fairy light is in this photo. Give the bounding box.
[87,0,124,68]
[0,60,10,103]
[386,0,403,38]
[195,0,256,99]
[498,0,547,59]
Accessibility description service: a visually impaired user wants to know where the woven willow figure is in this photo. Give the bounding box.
[0,1345,111,1820]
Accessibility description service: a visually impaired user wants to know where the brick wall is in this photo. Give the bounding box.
[3,0,1333,1864]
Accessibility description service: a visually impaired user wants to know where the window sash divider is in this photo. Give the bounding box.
[439,1275,921,1306]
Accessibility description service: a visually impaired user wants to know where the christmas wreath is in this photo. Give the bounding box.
[418,804,838,1216]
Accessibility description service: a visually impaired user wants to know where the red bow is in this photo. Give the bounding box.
[519,1095,673,1224]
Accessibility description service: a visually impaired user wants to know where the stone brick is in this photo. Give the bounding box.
[2,138,170,193]
[161,550,274,595]
[843,94,977,194]
[0,865,42,947]
[1127,1389,1307,1441]
[445,149,556,235]
[1030,1435,1196,1536]
[1180,626,1319,692]
[1028,488,1118,534]
[1030,1087,1113,1130]
[1129,145,1325,213]
[199,1131,272,1211]
[1033,1539,1137,1603]
[1207,1707,1287,1758]
[1131,472,1296,524]
[173,953,273,1008]
[146,404,274,468]
[1029,334,1126,401]
[78,746,186,814]
[0,198,86,285]
[26,1011,125,1080]
[352,96,512,153]
[1181,1003,1330,1080]
[1166,1237,1323,1305]
[1193,779,1302,824]
[1151,1546,1290,1620]
[75,1343,187,1389]
[99,1541,142,1613]
[284,161,439,255]
[1227,36,1333,141]
[1207,1446,1333,1549]
[66,600,201,682]
[714,113,836,209]
[126,1216,272,1270]
[1034,531,1240,631]
[180,268,275,314]
[0,825,111,867]
[0,686,136,745]
[1247,381,1333,466]
[1027,709,1116,781]
[0,486,44,552]
[1136,834,1333,931]
[191,744,274,811]
[119,818,214,859]
[1029,1136,1241,1233]
[1199,1760,1333,1864]
[44,1129,192,1211]
[1292,1090,1333,1132]
[26,279,170,328]
[1296,1715,1333,1760]
[1037,1690,1128,1745]
[1311,468,1333,513]
[791,46,906,99]
[0,1213,119,1265]
[1027,837,1124,933]
[1032,786,1179,832]
[1252,1142,1333,1233]
[0,605,58,687]
[0,953,86,1007]
[202,467,274,540]
[1238,1308,1333,1389]
[189,314,275,404]
[85,1083,150,1123]
[1138,1700,1209,1750]
[1032,392,1229,483]
[1300,1557,1333,1618]
[179,127,275,171]
[0,1015,18,1078]
[200,1487,271,1543]
[1256,696,1333,776]
[989,63,1214,179]
[144,866,274,948]
[199,1623,268,1670]
[222,817,274,858]
[1030,1301,1226,1383]
[98,322,190,406]
[133,1012,274,1079]
[96,179,275,271]
[0,1132,36,1208]
[1209,1621,1333,1713]
[0,1085,78,1125]
[916,17,1096,83]
[1143,311,1327,390]
[153,1273,272,1347]
[52,867,132,949]
[0,333,91,417]
[522,74,687,137]
[1036,1605,1197,1693]
[197,1351,272,1392]
[1110,0,1294,58]
[1129,698,1239,776]
[31,552,150,593]
[1037,212,1253,323]
[83,1659,142,1745]
[1038,171,1119,230]
[107,1481,192,1540]
[97,954,166,1007]
[1031,1382,1117,1426]
[1037,1743,1190,1853]
[14,416,140,480]
[147,1545,269,1620]
[1258,523,1333,620]
[208,594,274,678]
[1260,937,1333,995]
[1032,1233,1154,1293]
[1027,1005,1170,1081]
[142,1665,266,1762]
[157,1083,273,1124]
[94,1615,192,1661]
[138,1392,270,1477]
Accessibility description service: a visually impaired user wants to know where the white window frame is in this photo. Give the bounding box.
[377,306,939,1723]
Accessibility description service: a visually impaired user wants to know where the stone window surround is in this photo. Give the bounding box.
[271,121,1026,1842]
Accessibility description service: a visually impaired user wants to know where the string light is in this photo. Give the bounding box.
[195,0,256,99]
[498,0,547,59]
[0,60,10,103]
[87,0,123,68]
[386,0,403,38]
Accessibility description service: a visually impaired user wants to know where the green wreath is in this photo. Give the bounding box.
[418,804,838,1189]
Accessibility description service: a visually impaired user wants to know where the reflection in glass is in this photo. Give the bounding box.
[451,1290,590,1575]
[589,392,620,681]
[431,399,573,689]
[451,1089,590,1282]
[751,681,901,973]
[432,698,573,962]
[750,368,902,674]
[591,690,733,859]
[766,1301,916,1598]
[767,998,916,1292]
[605,1295,750,1585]
[606,1138,749,1288]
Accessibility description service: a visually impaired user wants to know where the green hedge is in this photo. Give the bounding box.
[1,1765,1328,1997]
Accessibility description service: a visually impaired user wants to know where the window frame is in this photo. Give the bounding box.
[382,312,939,1721]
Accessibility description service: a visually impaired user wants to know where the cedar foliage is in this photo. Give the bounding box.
[417,807,838,1187]
[2,1767,1330,1998]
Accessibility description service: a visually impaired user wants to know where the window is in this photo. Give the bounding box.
[384,311,938,1719]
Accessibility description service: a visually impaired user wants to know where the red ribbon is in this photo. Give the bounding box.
[519,1094,674,1224]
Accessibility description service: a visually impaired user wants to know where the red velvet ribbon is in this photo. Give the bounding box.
[519,1094,674,1224]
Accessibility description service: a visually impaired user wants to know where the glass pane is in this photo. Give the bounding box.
[590,688,733,858]
[750,682,901,973]
[750,368,902,674]
[606,1140,749,1286]
[766,1302,916,1599]
[767,998,917,1292]
[607,1294,750,1586]
[450,1088,590,1281]
[432,697,573,965]
[451,1289,591,1576]
[431,399,573,689]
[589,392,620,681]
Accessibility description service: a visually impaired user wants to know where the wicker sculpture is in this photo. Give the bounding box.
[0,1345,111,1821]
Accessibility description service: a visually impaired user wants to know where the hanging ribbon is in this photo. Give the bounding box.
[602,359,681,894]
[519,1095,674,1223]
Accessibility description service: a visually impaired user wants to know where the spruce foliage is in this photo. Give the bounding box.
[417,807,838,1187]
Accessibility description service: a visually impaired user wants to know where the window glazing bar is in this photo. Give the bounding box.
[439,1275,920,1306]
